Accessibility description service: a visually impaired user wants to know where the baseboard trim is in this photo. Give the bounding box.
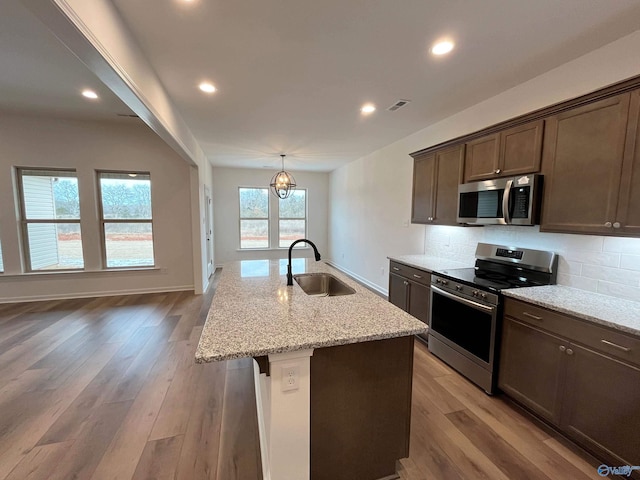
[0,285,195,304]
[325,261,389,298]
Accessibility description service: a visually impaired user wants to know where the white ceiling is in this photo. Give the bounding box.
[2,0,640,171]
[0,0,134,121]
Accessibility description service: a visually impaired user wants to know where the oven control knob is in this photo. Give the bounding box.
[480,292,487,299]
[472,290,479,297]
[435,278,441,284]
[441,279,449,285]
[456,285,463,291]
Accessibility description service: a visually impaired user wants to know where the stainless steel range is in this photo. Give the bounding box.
[428,243,557,394]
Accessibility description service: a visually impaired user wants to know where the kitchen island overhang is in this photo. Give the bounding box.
[196,259,426,480]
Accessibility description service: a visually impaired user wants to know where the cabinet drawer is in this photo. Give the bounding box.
[504,298,640,366]
[389,261,431,286]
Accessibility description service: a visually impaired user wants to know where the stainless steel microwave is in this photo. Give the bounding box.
[457,174,542,225]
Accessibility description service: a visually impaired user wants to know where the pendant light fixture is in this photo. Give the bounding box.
[270,154,296,199]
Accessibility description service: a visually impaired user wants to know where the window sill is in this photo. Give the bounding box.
[0,267,165,279]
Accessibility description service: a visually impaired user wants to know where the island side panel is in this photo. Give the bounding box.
[310,335,414,480]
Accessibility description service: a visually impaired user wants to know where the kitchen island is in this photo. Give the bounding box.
[196,259,426,480]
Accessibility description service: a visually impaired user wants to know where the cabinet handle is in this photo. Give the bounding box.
[403,281,409,286]
[428,217,433,221]
[495,169,501,174]
[566,348,574,356]
[559,345,566,352]
[613,222,621,229]
[601,339,631,352]
[413,274,423,279]
[522,312,543,321]
[392,267,400,271]
[604,222,612,228]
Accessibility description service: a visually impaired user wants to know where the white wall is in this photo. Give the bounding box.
[0,113,196,302]
[328,29,640,301]
[212,167,329,265]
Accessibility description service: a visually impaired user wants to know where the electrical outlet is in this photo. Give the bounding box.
[281,364,300,392]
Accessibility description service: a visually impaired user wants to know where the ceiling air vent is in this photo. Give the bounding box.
[387,99,411,112]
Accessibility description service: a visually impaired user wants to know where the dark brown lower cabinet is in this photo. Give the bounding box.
[499,299,640,476]
[562,343,640,467]
[499,318,566,424]
[310,336,414,480]
[388,261,431,330]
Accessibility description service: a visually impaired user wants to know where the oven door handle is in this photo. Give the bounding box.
[431,285,496,313]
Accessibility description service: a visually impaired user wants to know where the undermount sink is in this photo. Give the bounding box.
[293,273,356,297]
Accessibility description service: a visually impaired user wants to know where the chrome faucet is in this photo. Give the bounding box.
[287,239,321,286]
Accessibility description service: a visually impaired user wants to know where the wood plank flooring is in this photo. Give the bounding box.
[0,277,609,480]
[0,270,261,480]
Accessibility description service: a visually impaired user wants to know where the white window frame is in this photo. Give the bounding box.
[16,167,83,272]
[239,187,270,250]
[278,189,307,249]
[97,170,155,269]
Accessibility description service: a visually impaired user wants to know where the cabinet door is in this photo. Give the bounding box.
[498,317,566,424]
[388,273,408,311]
[433,145,464,225]
[500,120,544,177]
[411,154,436,224]
[617,89,640,235]
[407,280,429,324]
[561,343,640,468]
[464,133,499,182]
[541,93,630,234]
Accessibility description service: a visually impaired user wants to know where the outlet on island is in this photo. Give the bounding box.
[281,364,300,392]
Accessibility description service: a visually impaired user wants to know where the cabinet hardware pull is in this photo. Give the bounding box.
[403,281,409,286]
[428,217,433,221]
[605,221,612,228]
[601,339,631,352]
[495,169,501,174]
[392,267,400,271]
[522,312,543,321]
[613,222,621,229]
[559,345,566,352]
[413,274,422,279]
[566,348,574,356]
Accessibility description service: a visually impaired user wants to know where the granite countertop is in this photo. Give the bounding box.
[387,254,470,273]
[195,259,427,363]
[502,285,640,336]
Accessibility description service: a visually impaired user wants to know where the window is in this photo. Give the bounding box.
[279,190,306,248]
[18,169,84,271]
[98,172,154,268]
[239,187,269,249]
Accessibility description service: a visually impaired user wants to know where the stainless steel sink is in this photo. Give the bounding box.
[293,273,356,296]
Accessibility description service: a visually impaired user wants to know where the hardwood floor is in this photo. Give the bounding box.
[0,271,261,480]
[0,279,608,480]
[397,341,606,480]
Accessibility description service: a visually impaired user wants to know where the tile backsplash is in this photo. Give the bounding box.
[424,226,640,303]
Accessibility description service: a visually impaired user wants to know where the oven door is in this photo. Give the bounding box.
[429,285,498,368]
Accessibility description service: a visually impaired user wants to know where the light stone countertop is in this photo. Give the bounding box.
[502,285,640,336]
[195,258,427,363]
[387,254,470,273]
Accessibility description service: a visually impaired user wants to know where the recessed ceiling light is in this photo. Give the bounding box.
[199,82,217,94]
[361,104,376,114]
[81,89,98,99]
[431,40,454,56]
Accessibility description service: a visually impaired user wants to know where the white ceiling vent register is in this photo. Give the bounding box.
[387,99,411,112]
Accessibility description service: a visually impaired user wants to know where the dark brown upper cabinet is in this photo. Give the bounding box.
[616,88,640,235]
[411,144,464,225]
[464,120,544,182]
[540,92,635,235]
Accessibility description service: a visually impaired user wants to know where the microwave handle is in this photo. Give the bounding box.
[502,179,513,224]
